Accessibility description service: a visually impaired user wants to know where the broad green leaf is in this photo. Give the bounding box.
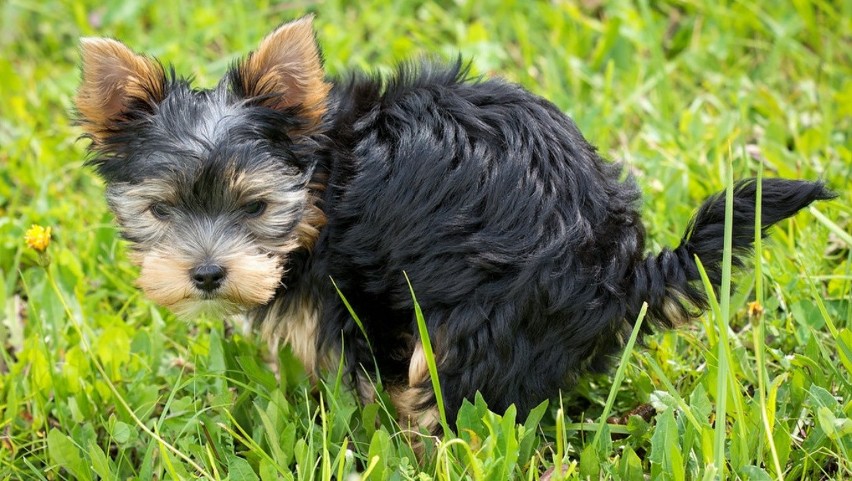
[88,442,113,480]
[366,430,391,481]
[47,429,92,481]
[618,445,645,481]
[227,454,260,481]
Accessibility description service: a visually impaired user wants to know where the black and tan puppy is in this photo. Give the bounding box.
[76,16,833,434]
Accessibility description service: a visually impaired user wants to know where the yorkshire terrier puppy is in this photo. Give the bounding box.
[76,16,833,434]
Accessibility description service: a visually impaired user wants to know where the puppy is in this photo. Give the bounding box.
[75,16,833,434]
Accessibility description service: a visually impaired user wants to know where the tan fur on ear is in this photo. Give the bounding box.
[76,37,166,140]
[236,15,331,133]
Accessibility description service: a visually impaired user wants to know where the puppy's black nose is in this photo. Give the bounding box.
[190,264,226,292]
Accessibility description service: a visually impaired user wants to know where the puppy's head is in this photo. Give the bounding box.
[76,17,329,317]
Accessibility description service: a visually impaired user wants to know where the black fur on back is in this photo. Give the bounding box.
[286,60,834,425]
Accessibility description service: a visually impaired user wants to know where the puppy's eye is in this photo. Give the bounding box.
[242,201,267,218]
[149,202,171,220]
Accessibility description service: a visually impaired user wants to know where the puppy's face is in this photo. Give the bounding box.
[103,146,319,317]
[76,17,329,316]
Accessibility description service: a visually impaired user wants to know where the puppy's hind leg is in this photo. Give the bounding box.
[389,341,442,435]
[389,302,557,436]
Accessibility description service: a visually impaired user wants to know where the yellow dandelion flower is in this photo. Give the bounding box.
[25,224,52,252]
[747,300,764,324]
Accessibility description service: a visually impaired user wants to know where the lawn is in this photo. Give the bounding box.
[1,0,850,479]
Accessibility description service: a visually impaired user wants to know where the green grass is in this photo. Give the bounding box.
[1,0,850,479]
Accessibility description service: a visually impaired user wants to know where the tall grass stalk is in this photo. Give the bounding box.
[404,272,451,436]
[751,158,786,480]
[711,151,736,478]
[592,302,648,449]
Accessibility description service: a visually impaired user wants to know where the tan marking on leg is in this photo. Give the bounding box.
[387,339,443,437]
[260,294,322,375]
[389,385,440,435]
[408,341,429,387]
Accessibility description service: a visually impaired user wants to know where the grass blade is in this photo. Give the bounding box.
[403,271,450,436]
[592,302,648,449]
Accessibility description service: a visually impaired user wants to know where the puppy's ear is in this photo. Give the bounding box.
[231,15,330,133]
[76,38,166,141]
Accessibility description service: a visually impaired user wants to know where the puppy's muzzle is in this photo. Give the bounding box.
[190,263,227,292]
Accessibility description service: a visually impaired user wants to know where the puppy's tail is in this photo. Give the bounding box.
[629,178,834,330]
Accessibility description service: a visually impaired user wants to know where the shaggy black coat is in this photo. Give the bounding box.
[280,61,832,426]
